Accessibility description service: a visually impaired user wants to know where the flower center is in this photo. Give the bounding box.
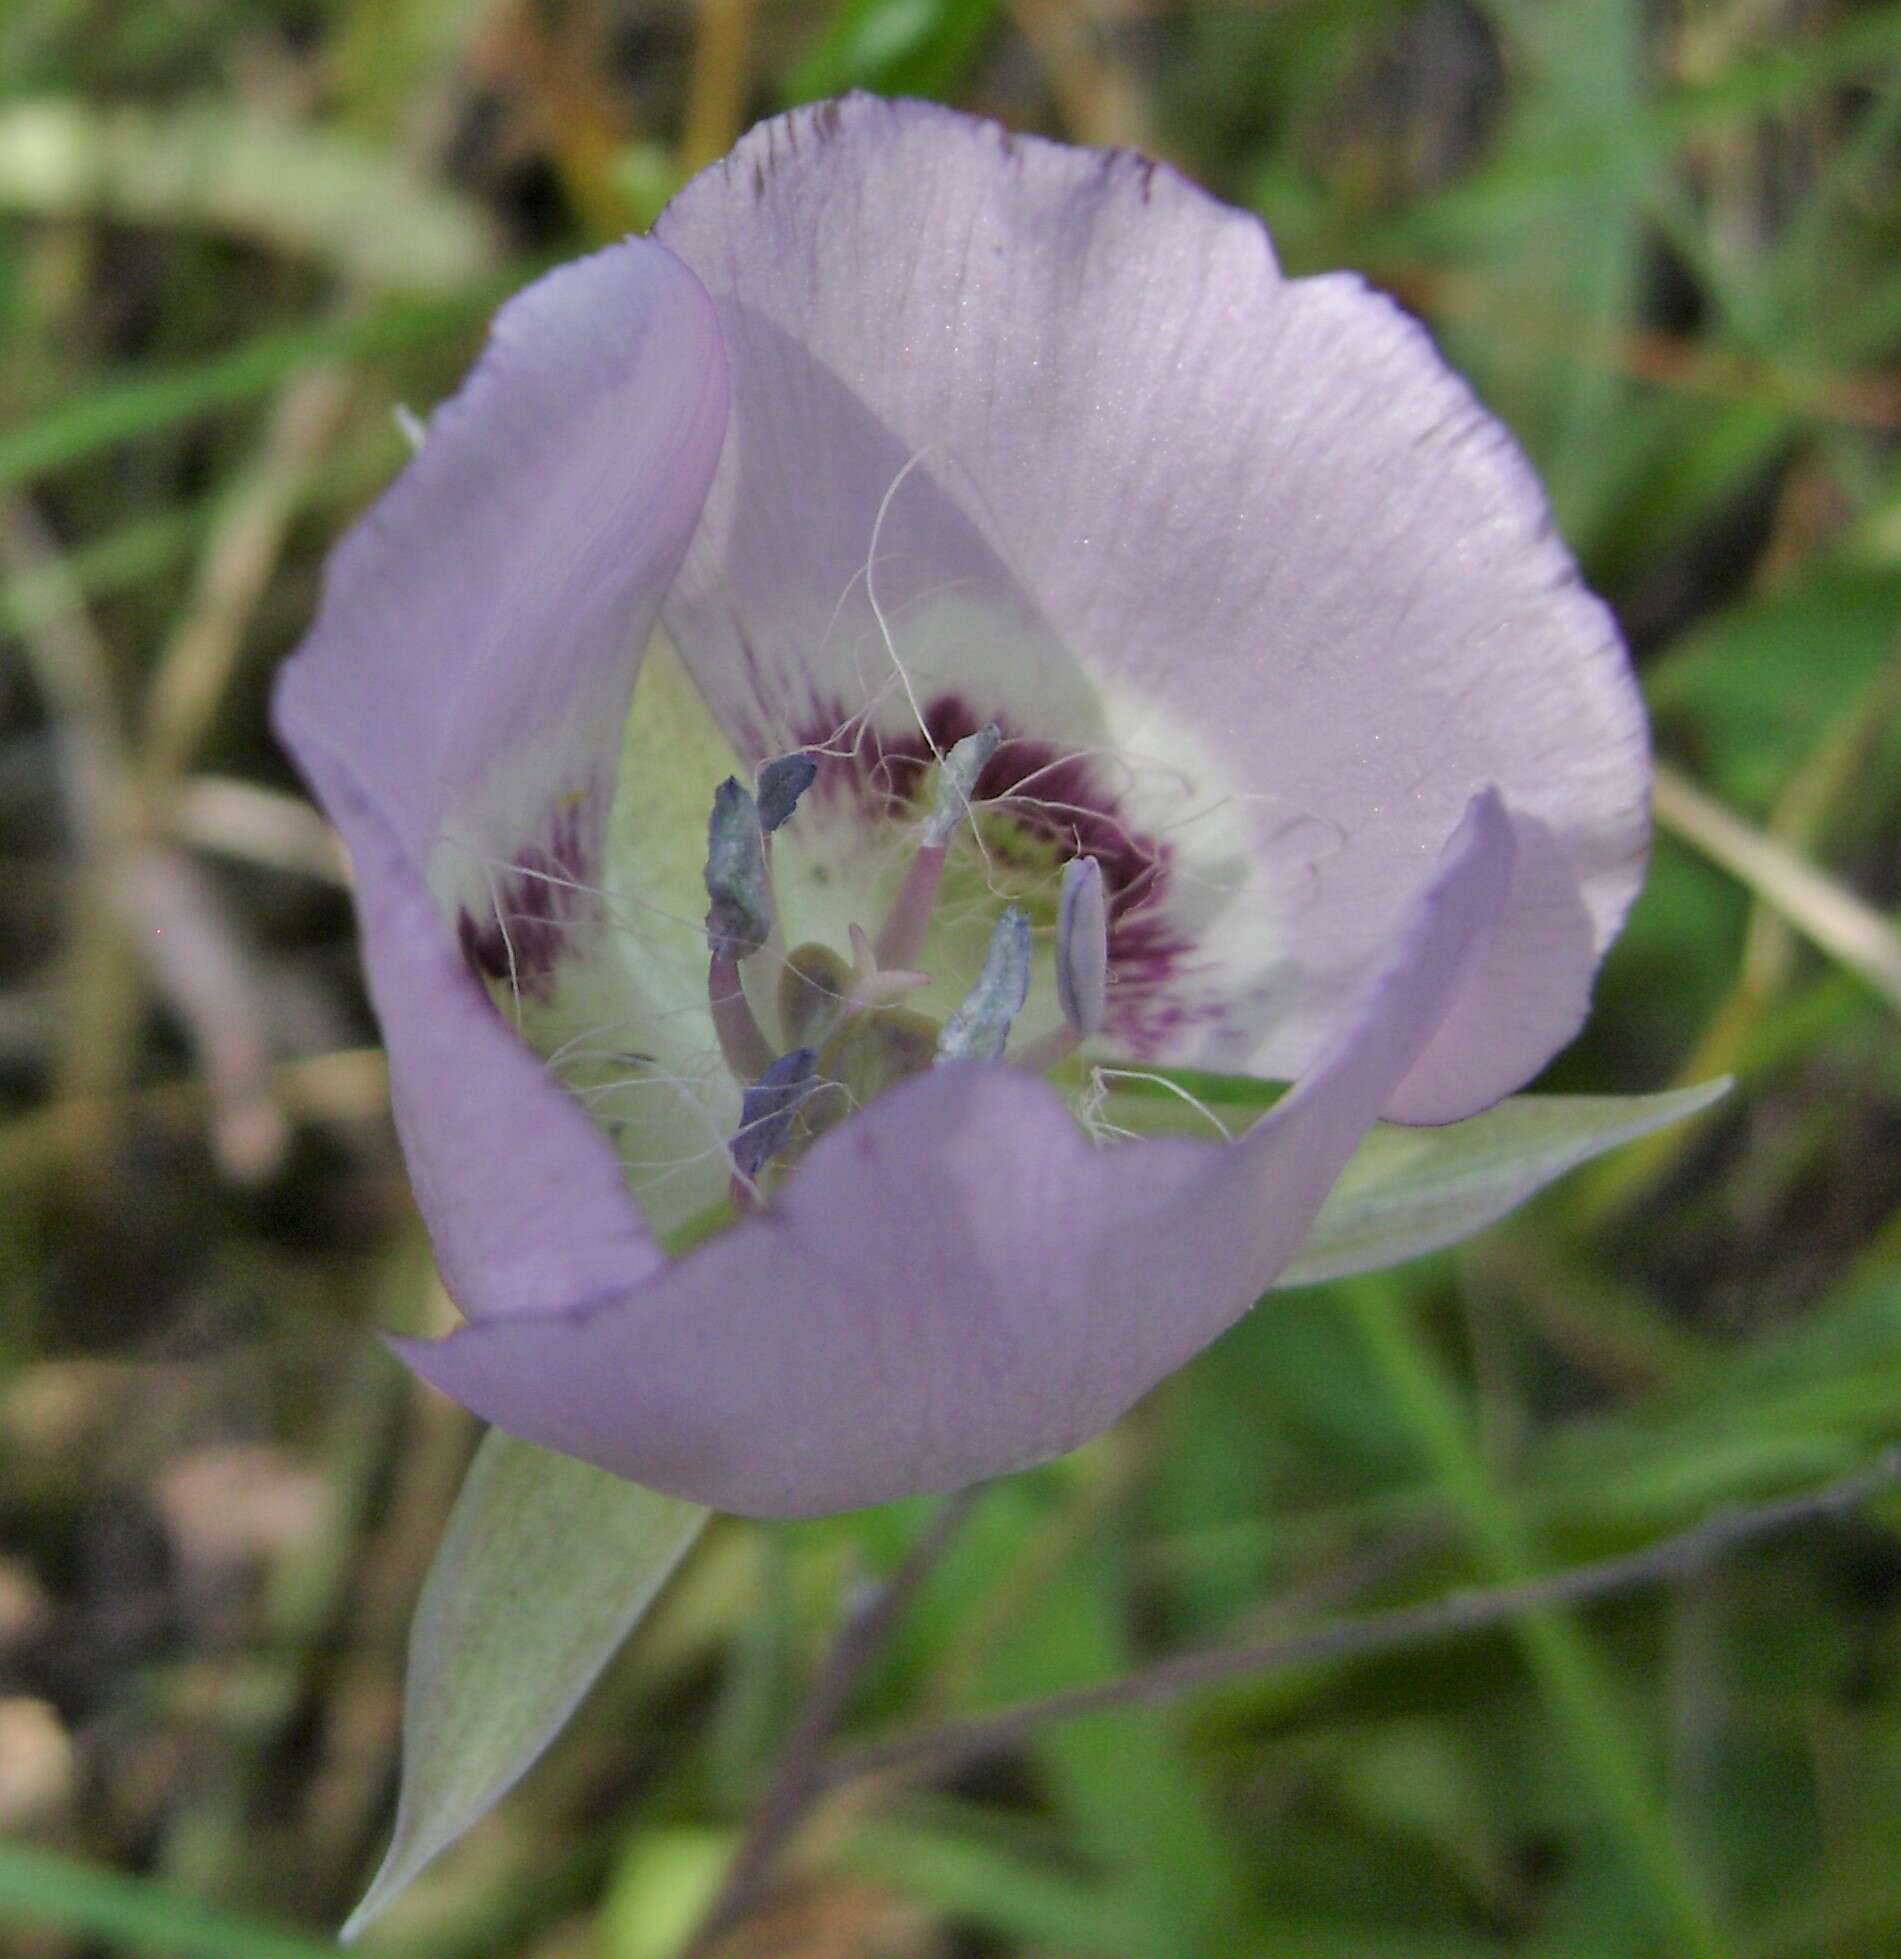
[454,641,1235,1243]
[700,725,1110,1207]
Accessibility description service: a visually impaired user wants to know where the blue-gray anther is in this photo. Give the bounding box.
[731,1046,819,1180]
[754,751,818,833]
[703,776,771,958]
[922,723,1002,848]
[936,906,1032,1064]
[1055,855,1108,1036]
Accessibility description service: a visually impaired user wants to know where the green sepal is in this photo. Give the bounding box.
[1276,1081,1731,1288]
[1094,1070,1729,1286]
[342,1430,707,1941]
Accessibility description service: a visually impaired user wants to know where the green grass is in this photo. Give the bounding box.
[4,0,1900,1954]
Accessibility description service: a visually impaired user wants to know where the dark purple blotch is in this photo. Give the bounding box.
[456,789,600,1003]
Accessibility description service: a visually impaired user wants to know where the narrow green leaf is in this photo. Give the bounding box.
[0,97,494,289]
[342,1430,708,1942]
[1365,7,1901,242]
[1343,1273,1728,1956]
[782,0,1003,105]
[0,283,507,493]
[600,1825,735,1959]
[1275,1081,1730,1289]
[0,1836,339,1959]
[846,1814,1133,1953]
[1646,561,1901,813]
[0,433,402,638]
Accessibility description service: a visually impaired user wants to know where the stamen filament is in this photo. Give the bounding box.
[708,948,778,1083]
[1006,1025,1081,1074]
[877,723,1000,968]
[873,843,946,972]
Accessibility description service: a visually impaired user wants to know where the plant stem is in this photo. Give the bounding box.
[817,1446,1900,1794]
[682,1487,983,1952]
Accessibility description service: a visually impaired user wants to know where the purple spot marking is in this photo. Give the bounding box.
[456,789,600,1004]
[793,694,1207,1053]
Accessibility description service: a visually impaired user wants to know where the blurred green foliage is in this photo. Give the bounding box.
[3,0,1901,1954]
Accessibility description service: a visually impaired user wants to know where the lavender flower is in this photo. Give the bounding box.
[274,96,1648,1517]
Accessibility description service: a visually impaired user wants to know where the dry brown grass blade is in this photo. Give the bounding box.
[1651,762,1901,1014]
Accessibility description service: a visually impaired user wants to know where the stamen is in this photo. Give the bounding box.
[702,777,771,959]
[936,906,1031,1065]
[755,751,818,834]
[702,777,778,1082]
[1055,855,1108,1036]
[1005,856,1111,1075]
[924,724,1002,848]
[731,1046,819,1183]
[875,723,1000,970]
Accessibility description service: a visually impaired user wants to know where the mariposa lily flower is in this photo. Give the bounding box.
[275,94,1650,1518]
